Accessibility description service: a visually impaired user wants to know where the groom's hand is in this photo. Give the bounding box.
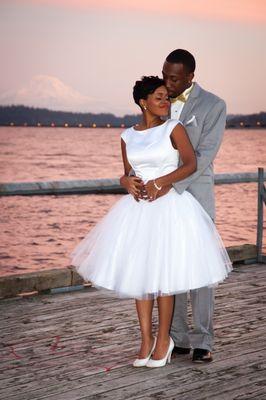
[134,185,148,201]
[120,175,145,202]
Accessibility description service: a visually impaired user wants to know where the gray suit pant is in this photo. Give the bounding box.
[169,286,215,352]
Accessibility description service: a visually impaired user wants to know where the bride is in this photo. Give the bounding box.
[70,76,232,369]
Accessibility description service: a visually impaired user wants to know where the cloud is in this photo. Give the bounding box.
[0,75,120,114]
[17,0,266,24]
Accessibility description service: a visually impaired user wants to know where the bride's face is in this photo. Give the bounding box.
[143,85,170,117]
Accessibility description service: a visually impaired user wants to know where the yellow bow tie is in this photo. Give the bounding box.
[170,94,187,103]
[170,83,194,104]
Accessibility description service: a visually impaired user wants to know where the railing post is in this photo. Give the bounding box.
[256,167,265,263]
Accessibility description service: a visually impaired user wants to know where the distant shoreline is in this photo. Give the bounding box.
[1,125,266,130]
[0,105,265,129]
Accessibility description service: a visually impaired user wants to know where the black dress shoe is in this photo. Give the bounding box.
[172,346,191,355]
[192,348,213,363]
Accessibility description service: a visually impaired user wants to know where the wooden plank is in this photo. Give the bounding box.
[0,282,264,338]
[0,291,265,340]
[0,263,265,400]
[0,336,264,394]
[0,245,259,299]
[226,243,257,262]
[0,335,265,398]
[0,267,83,299]
[1,351,264,400]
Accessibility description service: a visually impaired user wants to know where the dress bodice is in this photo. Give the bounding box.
[120,119,182,183]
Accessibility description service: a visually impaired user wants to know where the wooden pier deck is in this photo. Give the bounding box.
[0,262,265,400]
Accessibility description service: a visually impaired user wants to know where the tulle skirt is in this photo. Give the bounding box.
[70,188,232,300]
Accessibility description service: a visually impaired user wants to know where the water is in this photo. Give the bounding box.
[0,127,265,276]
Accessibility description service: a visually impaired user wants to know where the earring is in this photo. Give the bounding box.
[143,105,147,110]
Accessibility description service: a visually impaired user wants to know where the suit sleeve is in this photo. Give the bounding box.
[172,99,226,194]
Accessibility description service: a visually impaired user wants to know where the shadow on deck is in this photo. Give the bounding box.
[0,263,265,400]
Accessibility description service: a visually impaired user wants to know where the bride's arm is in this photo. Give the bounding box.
[145,124,197,199]
[120,139,144,200]
[120,138,132,177]
[157,124,196,187]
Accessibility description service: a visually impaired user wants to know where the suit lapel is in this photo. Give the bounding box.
[177,83,202,167]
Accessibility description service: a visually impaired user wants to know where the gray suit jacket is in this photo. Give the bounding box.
[129,82,226,220]
[172,82,226,220]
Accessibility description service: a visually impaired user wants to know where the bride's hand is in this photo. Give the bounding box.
[155,184,172,200]
[144,180,159,201]
[144,181,172,201]
[120,175,145,202]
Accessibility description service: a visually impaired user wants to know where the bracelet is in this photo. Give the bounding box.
[153,179,162,191]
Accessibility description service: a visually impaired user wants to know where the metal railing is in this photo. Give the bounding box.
[0,172,265,196]
[0,169,265,263]
[257,168,266,263]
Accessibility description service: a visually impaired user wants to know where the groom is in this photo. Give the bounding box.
[162,49,227,362]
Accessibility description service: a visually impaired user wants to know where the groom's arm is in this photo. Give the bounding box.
[172,99,226,194]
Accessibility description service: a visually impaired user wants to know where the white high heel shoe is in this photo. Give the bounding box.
[146,336,174,368]
[133,337,157,367]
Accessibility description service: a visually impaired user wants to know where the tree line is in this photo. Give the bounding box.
[0,105,265,128]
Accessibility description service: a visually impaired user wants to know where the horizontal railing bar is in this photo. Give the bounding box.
[0,172,265,196]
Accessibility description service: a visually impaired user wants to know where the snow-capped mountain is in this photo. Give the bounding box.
[0,75,109,113]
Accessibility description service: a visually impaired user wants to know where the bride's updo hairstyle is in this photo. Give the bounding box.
[133,76,165,109]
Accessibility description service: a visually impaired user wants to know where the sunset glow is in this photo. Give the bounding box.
[1,0,266,115]
[23,0,266,24]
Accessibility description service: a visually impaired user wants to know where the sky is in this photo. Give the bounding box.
[0,0,265,116]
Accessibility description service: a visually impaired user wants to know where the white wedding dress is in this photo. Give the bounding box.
[70,119,232,300]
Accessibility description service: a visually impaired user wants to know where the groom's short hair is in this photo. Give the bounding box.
[166,49,196,73]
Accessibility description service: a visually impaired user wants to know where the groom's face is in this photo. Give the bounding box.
[162,61,194,98]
